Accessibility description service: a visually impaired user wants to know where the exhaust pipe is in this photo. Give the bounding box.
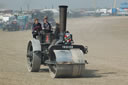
[55,5,68,45]
[59,5,68,33]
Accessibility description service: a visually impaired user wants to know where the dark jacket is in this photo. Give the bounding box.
[32,23,42,32]
[43,22,52,32]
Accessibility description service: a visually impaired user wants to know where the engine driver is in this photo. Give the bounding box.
[32,18,42,38]
[42,16,52,32]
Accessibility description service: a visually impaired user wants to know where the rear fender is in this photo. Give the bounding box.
[30,38,41,51]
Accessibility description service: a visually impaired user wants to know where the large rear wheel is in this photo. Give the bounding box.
[27,41,41,72]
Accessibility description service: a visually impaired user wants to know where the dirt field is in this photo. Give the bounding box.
[0,16,128,85]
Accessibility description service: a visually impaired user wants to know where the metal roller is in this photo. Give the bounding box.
[49,49,85,78]
[49,64,85,78]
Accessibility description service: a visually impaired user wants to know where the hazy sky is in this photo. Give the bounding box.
[0,0,128,10]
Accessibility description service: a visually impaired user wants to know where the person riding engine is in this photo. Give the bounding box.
[32,18,42,38]
[39,16,53,44]
[43,16,52,33]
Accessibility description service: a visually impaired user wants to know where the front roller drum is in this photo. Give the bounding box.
[49,64,85,78]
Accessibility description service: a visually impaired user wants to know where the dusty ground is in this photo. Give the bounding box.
[0,16,128,85]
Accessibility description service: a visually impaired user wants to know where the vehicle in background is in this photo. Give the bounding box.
[2,20,20,31]
[17,15,29,30]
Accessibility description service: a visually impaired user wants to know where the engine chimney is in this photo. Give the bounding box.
[55,5,68,45]
[59,5,68,33]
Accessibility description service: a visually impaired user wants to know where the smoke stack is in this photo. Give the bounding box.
[55,5,68,45]
[59,5,68,33]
